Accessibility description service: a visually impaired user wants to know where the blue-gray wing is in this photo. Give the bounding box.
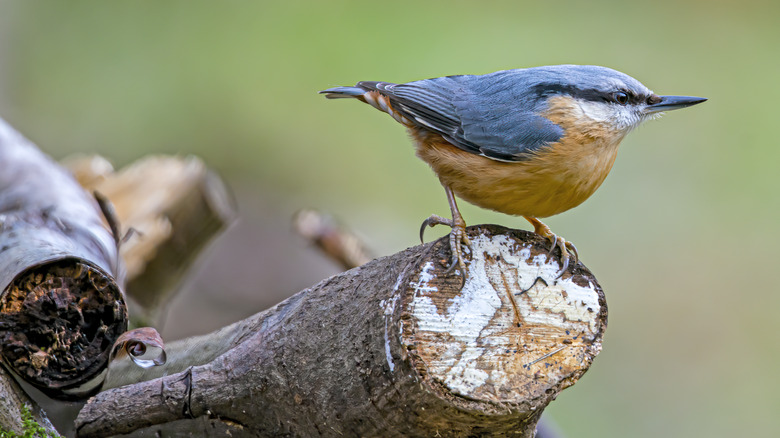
[359,74,563,161]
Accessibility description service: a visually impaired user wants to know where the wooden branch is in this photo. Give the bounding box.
[62,155,237,325]
[0,118,127,402]
[293,208,373,270]
[76,225,607,438]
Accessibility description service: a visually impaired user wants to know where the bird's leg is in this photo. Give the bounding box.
[420,185,471,280]
[523,216,579,277]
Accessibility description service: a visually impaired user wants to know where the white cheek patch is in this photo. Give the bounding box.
[576,100,613,122]
[576,100,643,131]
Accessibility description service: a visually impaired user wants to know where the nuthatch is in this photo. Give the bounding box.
[321,65,706,278]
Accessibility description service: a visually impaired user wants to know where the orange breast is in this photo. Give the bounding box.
[411,96,627,218]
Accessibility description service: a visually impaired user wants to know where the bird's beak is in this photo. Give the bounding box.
[645,95,707,114]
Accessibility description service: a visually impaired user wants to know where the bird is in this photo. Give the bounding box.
[320,65,706,280]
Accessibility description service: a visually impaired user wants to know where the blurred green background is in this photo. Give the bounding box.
[0,1,777,436]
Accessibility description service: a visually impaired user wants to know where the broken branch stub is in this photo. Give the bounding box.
[0,118,127,400]
[63,154,237,325]
[76,225,605,437]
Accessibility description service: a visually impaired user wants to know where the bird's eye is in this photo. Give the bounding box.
[613,92,629,105]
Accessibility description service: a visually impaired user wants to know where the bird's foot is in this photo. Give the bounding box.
[420,214,471,284]
[545,233,578,277]
[524,216,578,278]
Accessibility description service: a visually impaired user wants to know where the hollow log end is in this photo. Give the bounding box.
[0,258,128,400]
[399,224,607,423]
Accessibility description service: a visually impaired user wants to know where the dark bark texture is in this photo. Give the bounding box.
[77,225,607,438]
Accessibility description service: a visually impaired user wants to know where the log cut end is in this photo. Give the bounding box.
[0,259,127,400]
[400,225,606,413]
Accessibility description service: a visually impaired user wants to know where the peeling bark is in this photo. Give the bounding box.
[77,225,607,438]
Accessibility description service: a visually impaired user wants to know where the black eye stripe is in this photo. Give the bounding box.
[534,84,646,105]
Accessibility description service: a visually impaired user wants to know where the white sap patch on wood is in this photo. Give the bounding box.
[407,234,602,400]
[380,294,400,371]
[410,258,501,393]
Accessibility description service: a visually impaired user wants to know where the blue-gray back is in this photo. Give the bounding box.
[359,65,646,161]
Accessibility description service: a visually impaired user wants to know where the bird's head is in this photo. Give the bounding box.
[524,65,706,136]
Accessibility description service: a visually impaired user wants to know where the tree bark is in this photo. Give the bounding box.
[77,225,607,438]
[0,365,59,436]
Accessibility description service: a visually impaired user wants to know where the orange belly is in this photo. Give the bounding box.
[412,130,624,218]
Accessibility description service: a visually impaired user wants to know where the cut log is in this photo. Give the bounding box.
[0,118,127,401]
[76,225,607,438]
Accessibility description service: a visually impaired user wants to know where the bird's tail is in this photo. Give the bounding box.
[320,82,413,126]
[319,85,367,99]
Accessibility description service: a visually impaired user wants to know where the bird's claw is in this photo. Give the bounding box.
[545,235,578,278]
[525,216,578,278]
[419,214,451,244]
[420,214,471,286]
